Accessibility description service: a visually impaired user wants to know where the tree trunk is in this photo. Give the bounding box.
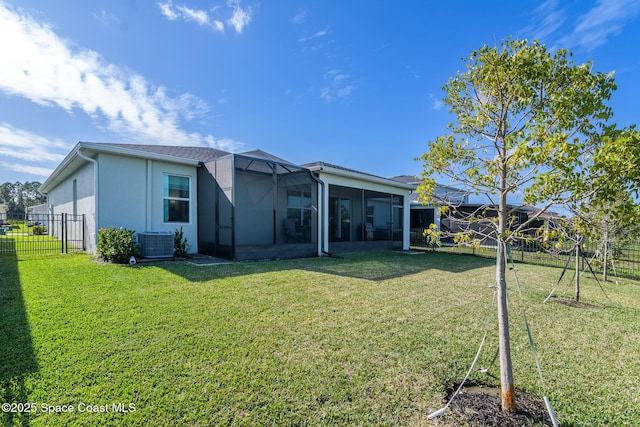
[497,157,515,413]
[603,227,609,282]
[496,238,515,412]
[574,243,580,302]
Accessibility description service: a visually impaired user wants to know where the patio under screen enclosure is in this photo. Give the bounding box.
[197,152,406,261]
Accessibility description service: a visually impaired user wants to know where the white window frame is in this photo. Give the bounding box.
[163,174,191,224]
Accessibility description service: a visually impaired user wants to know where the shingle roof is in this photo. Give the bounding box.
[95,143,230,163]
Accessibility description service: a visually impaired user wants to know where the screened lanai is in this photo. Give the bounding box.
[327,184,405,253]
[198,151,318,261]
[304,161,413,255]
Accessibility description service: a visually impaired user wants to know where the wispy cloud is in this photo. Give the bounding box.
[0,3,238,152]
[321,69,356,103]
[0,123,71,177]
[179,5,212,26]
[404,65,421,79]
[560,0,640,51]
[428,93,444,111]
[158,0,252,34]
[93,10,128,33]
[298,27,330,43]
[227,0,252,34]
[296,25,357,103]
[524,0,566,42]
[0,123,70,163]
[0,161,56,178]
[524,0,640,52]
[158,1,179,20]
[291,9,308,25]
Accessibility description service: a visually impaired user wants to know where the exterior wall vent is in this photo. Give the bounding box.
[138,232,174,258]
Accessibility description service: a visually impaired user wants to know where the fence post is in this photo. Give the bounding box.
[61,213,66,254]
[82,214,86,251]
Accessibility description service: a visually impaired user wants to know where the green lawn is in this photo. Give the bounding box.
[0,233,66,256]
[1,252,639,426]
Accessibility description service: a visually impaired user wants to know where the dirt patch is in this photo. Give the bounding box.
[442,383,554,426]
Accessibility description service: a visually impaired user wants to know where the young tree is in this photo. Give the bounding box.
[568,127,640,288]
[571,192,640,286]
[418,39,618,413]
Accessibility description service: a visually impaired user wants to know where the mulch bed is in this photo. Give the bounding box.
[441,382,554,426]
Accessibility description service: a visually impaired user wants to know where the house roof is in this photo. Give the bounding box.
[95,143,230,163]
[303,161,414,191]
[41,141,415,195]
[40,142,215,194]
[238,149,295,165]
[303,161,381,178]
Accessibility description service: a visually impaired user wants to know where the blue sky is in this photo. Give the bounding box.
[1,0,639,185]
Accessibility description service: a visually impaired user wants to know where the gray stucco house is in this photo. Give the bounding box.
[40,142,413,261]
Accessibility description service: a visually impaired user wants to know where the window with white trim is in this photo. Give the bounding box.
[163,174,190,223]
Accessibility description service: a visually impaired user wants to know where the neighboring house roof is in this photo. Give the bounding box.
[390,175,470,205]
[389,175,419,185]
[518,206,564,220]
[390,175,424,204]
[390,175,463,191]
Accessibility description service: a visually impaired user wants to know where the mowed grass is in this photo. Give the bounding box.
[1,251,639,426]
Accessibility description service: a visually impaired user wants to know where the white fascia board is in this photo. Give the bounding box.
[40,142,84,194]
[307,164,414,193]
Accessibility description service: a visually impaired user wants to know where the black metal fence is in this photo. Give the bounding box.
[411,227,640,280]
[0,213,85,255]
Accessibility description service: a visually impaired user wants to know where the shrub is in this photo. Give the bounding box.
[174,227,191,258]
[32,225,47,235]
[97,227,140,263]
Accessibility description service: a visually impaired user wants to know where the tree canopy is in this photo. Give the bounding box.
[417,38,635,414]
[0,181,46,214]
[418,39,621,237]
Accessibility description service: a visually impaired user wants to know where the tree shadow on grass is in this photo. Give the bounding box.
[0,252,38,427]
[146,250,495,283]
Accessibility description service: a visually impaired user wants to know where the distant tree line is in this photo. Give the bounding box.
[0,181,46,214]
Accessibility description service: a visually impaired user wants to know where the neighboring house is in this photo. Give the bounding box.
[390,175,469,242]
[0,203,7,226]
[40,142,413,260]
[392,175,558,245]
[26,203,49,215]
[26,203,50,229]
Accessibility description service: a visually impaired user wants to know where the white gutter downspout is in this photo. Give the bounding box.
[76,148,99,252]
